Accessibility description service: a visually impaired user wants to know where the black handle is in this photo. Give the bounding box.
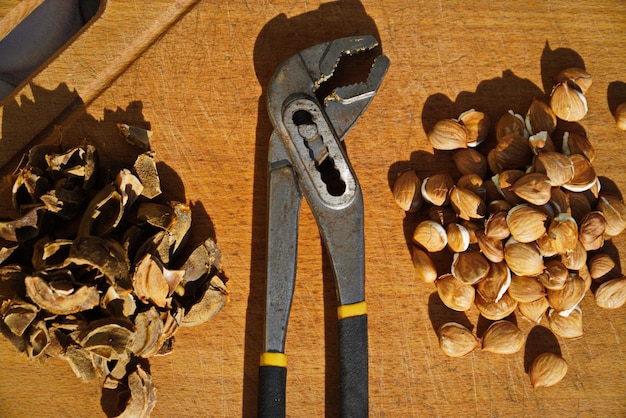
[338,313,369,418]
[258,364,287,418]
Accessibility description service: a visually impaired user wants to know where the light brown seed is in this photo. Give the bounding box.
[412,220,448,252]
[594,277,626,309]
[393,169,423,212]
[549,187,571,215]
[446,223,471,253]
[449,186,486,220]
[475,261,511,303]
[528,131,557,154]
[548,307,583,339]
[534,152,575,187]
[458,109,490,147]
[510,173,553,206]
[562,154,597,193]
[481,320,525,354]
[579,264,593,294]
[493,170,525,204]
[556,67,592,94]
[546,213,578,254]
[494,133,533,171]
[529,352,568,387]
[421,173,455,206]
[506,205,548,243]
[474,291,518,321]
[550,81,588,122]
[536,234,557,258]
[560,240,587,270]
[483,178,504,203]
[435,274,475,312]
[538,260,569,290]
[504,241,545,277]
[475,230,504,263]
[546,273,586,316]
[562,131,595,163]
[451,251,491,285]
[589,253,615,280]
[484,210,511,240]
[487,149,501,174]
[596,194,626,237]
[428,119,468,150]
[496,110,526,141]
[567,191,592,223]
[526,98,557,135]
[452,148,488,179]
[508,275,546,303]
[411,246,437,284]
[578,211,606,251]
[518,297,550,323]
[429,206,458,227]
[462,220,483,244]
[437,322,479,357]
[457,174,487,200]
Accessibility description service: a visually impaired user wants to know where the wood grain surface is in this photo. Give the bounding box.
[0,1,44,33]
[1,1,625,417]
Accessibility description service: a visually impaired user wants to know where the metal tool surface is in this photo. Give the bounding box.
[258,35,389,418]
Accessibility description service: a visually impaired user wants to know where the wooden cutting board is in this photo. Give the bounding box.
[1,1,625,417]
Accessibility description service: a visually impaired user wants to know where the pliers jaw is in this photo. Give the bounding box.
[267,35,390,141]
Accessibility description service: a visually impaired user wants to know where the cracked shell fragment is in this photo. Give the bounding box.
[0,206,47,242]
[69,236,133,293]
[128,307,165,358]
[1,299,39,337]
[25,274,99,315]
[118,364,156,418]
[77,320,134,360]
[27,319,51,359]
[132,254,184,308]
[78,183,124,236]
[0,244,19,265]
[118,123,153,151]
[32,238,73,271]
[101,286,137,317]
[64,345,98,382]
[181,276,230,327]
[137,202,174,230]
[134,202,192,264]
[164,202,192,256]
[115,169,144,207]
[134,151,162,199]
[39,177,86,221]
[45,143,99,189]
[181,238,222,283]
[11,166,50,212]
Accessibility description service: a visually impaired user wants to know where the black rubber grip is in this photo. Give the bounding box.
[338,314,368,418]
[258,365,287,418]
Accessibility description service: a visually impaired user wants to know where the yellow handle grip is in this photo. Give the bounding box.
[260,352,287,368]
[337,301,367,320]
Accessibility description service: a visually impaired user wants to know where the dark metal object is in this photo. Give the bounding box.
[258,35,389,418]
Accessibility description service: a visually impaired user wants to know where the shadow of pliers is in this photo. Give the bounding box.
[258,35,390,418]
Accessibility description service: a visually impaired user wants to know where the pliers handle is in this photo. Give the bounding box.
[259,126,368,417]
